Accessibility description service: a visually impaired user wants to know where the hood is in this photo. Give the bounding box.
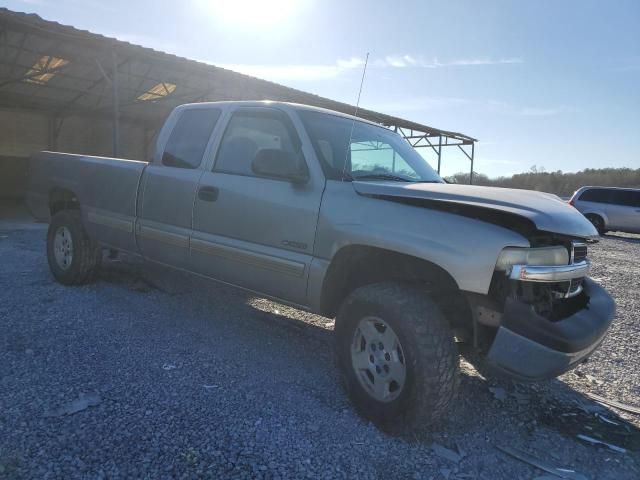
[353,181,597,238]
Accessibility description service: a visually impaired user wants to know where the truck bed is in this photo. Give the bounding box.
[27,151,147,252]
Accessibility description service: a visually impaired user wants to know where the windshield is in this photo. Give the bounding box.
[297,110,443,183]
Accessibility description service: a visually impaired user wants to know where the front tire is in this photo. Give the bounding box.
[47,210,101,285]
[335,283,459,432]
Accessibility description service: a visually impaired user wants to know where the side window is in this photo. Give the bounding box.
[609,190,624,206]
[613,190,640,207]
[214,109,300,176]
[579,188,610,204]
[162,108,221,169]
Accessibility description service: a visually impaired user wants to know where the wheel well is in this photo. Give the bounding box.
[585,212,603,221]
[584,212,606,227]
[319,245,463,319]
[49,188,80,216]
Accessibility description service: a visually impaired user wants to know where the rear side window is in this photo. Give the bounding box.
[611,189,640,207]
[579,188,611,203]
[214,108,301,176]
[162,108,221,169]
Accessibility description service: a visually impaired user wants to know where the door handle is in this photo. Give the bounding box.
[198,186,219,202]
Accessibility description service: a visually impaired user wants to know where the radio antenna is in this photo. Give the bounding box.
[342,52,369,181]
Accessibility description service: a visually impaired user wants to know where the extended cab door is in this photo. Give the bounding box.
[137,107,222,267]
[191,106,325,306]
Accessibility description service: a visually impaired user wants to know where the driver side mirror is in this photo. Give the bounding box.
[251,149,309,184]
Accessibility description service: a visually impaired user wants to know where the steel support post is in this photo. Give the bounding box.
[437,135,442,174]
[469,142,475,185]
[112,51,120,157]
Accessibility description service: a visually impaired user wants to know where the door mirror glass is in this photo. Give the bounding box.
[251,149,309,184]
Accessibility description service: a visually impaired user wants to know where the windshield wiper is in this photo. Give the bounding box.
[352,173,413,182]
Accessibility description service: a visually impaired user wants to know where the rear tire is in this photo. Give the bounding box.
[47,210,101,285]
[335,283,459,432]
[585,214,605,235]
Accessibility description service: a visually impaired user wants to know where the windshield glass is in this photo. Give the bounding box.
[298,110,443,182]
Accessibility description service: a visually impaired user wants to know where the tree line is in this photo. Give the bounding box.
[448,166,640,197]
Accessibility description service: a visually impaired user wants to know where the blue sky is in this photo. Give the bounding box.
[7,0,640,177]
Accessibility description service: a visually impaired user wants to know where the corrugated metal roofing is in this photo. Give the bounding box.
[0,8,476,143]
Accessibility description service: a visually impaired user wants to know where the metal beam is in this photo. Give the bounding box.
[437,135,442,174]
[53,56,132,117]
[470,142,475,185]
[456,144,473,161]
[393,125,477,183]
[455,144,475,184]
[112,50,120,156]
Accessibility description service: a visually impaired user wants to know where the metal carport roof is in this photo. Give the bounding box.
[0,7,476,179]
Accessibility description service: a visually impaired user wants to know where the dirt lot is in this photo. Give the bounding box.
[1,207,639,479]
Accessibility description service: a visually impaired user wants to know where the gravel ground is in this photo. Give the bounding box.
[1,209,639,479]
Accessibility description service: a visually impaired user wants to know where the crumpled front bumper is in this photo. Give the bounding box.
[486,278,615,381]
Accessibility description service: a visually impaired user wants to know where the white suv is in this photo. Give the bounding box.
[570,186,640,234]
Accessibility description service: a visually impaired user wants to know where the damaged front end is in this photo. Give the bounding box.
[468,238,615,381]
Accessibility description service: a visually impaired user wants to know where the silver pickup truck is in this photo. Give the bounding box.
[28,101,615,431]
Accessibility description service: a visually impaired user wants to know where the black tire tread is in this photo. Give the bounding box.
[335,282,459,431]
[47,210,101,285]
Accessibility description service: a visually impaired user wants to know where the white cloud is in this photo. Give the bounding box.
[214,63,348,81]
[210,57,365,81]
[367,96,570,119]
[377,55,421,68]
[375,55,523,68]
[212,54,523,82]
[367,96,471,113]
[336,57,366,69]
[440,57,523,67]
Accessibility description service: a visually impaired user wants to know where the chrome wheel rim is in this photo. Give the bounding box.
[351,316,407,403]
[53,226,73,270]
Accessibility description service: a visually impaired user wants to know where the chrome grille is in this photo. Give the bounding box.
[572,242,587,264]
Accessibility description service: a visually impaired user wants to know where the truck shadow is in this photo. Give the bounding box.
[97,256,640,454]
